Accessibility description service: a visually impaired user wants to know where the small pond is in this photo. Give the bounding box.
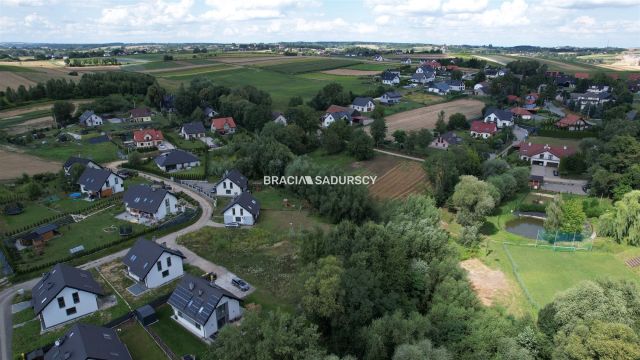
[505,217,545,239]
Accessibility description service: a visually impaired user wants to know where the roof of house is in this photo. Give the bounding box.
[130,107,152,118]
[211,117,237,131]
[123,238,185,280]
[325,104,354,114]
[223,191,261,218]
[218,169,248,190]
[167,274,240,326]
[411,73,428,81]
[510,107,533,116]
[271,112,286,121]
[77,167,118,192]
[181,121,206,135]
[381,72,399,81]
[470,120,497,134]
[556,114,586,127]
[446,79,464,86]
[123,184,174,214]
[352,97,374,107]
[133,129,163,143]
[44,323,132,360]
[383,91,402,98]
[484,107,514,121]
[78,110,97,124]
[23,223,59,241]
[439,131,463,145]
[154,149,199,167]
[574,72,590,79]
[63,156,98,170]
[518,142,577,158]
[432,82,450,92]
[32,263,104,314]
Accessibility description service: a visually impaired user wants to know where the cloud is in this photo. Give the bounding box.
[475,0,529,27]
[367,0,442,15]
[24,13,53,28]
[544,0,640,8]
[375,15,390,25]
[202,0,301,21]
[294,18,348,32]
[98,0,196,27]
[0,0,49,6]
[442,0,488,13]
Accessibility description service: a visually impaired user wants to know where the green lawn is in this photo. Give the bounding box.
[150,305,209,358]
[504,244,640,307]
[118,321,167,360]
[12,307,35,325]
[25,140,120,164]
[163,131,207,151]
[153,63,234,78]
[261,58,360,74]
[1,203,56,232]
[0,65,37,72]
[346,63,396,71]
[526,136,582,148]
[158,67,379,110]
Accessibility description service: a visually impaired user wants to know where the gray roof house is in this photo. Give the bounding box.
[63,157,101,175]
[154,149,200,172]
[32,263,104,329]
[123,238,185,288]
[44,323,132,360]
[78,110,103,127]
[381,71,400,85]
[180,122,206,139]
[215,169,249,197]
[484,107,514,128]
[223,191,261,225]
[167,274,242,338]
[272,112,287,125]
[351,97,375,112]
[380,91,402,104]
[77,168,124,199]
[123,184,179,221]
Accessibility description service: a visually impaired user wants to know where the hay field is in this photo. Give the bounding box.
[385,98,484,134]
[0,148,61,179]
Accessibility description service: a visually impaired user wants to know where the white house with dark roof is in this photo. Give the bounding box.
[410,71,434,84]
[123,184,178,222]
[350,97,375,112]
[123,238,185,289]
[272,112,287,125]
[32,263,104,329]
[483,107,514,128]
[215,169,248,197]
[380,91,402,104]
[380,72,400,85]
[154,149,200,172]
[63,156,101,176]
[77,168,124,200]
[223,192,260,226]
[78,110,103,127]
[44,323,132,360]
[400,57,412,65]
[167,274,242,339]
[180,121,207,140]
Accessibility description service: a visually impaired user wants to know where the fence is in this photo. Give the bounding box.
[178,180,216,201]
[535,228,593,251]
[502,243,540,310]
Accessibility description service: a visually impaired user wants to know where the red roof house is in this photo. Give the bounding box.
[211,117,237,135]
[510,107,533,119]
[470,120,497,138]
[518,142,577,166]
[556,114,592,131]
[133,129,163,148]
[574,72,590,79]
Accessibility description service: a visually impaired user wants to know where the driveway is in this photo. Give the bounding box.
[544,101,565,117]
[530,165,587,195]
[0,168,248,360]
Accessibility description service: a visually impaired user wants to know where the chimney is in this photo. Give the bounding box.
[188,282,194,290]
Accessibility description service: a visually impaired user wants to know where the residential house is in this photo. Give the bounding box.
[350,97,375,112]
[32,263,104,329]
[272,112,287,125]
[446,79,465,92]
[570,91,611,110]
[215,169,248,197]
[429,131,463,150]
[203,106,219,119]
[77,168,124,199]
[20,223,59,247]
[380,91,402,104]
[485,68,507,79]
[510,107,533,120]
[223,191,260,226]
[63,157,101,176]
[555,114,592,131]
[470,120,497,139]
[180,121,206,140]
[427,82,451,95]
[373,54,383,62]
[43,323,132,360]
[133,129,164,149]
[518,142,576,167]
[123,238,185,289]
[78,110,103,127]
[321,105,363,128]
[400,57,412,65]
[473,82,490,96]
[154,149,200,172]
[123,184,179,221]
[410,72,433,85]
[129,108,152,122]
[483,107,514,128]
[381,71,400,85]
[167,274,242,339]
[586,85,610,93]
[211,117,237,135]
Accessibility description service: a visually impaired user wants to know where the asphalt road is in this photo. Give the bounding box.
[0,168,249,360]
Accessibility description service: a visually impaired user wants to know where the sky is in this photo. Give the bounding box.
[0,0,639,47]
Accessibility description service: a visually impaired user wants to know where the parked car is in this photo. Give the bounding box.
[225,222,240,228]
[232,278,250,292]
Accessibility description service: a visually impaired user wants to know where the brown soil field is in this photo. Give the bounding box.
[385,99,484,135]
[460,258,511,306]
[369,160,426,200]
[321,69,381,76]
[0,71,37,89]
[0,148,61,180]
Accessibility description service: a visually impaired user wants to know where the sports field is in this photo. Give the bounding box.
[503,244,640,307]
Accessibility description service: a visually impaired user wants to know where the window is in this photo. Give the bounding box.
[167,257,172,267]
[105,179,110,187]
[195,323,201,330]
[115,177,119,184]
[162,270,169,278]
[157,261,162,271]
[232,208,236,216]
[66,307,77,316]
[223,182,227,189]
[240,208,244,216]
[72,292,80,304]
[57,297,65,309]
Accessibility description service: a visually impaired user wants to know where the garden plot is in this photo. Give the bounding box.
[385,99,484,135]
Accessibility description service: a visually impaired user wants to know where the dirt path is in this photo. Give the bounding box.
[460,259,511,306]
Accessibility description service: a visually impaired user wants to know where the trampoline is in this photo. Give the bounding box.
[69,192,82,199]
